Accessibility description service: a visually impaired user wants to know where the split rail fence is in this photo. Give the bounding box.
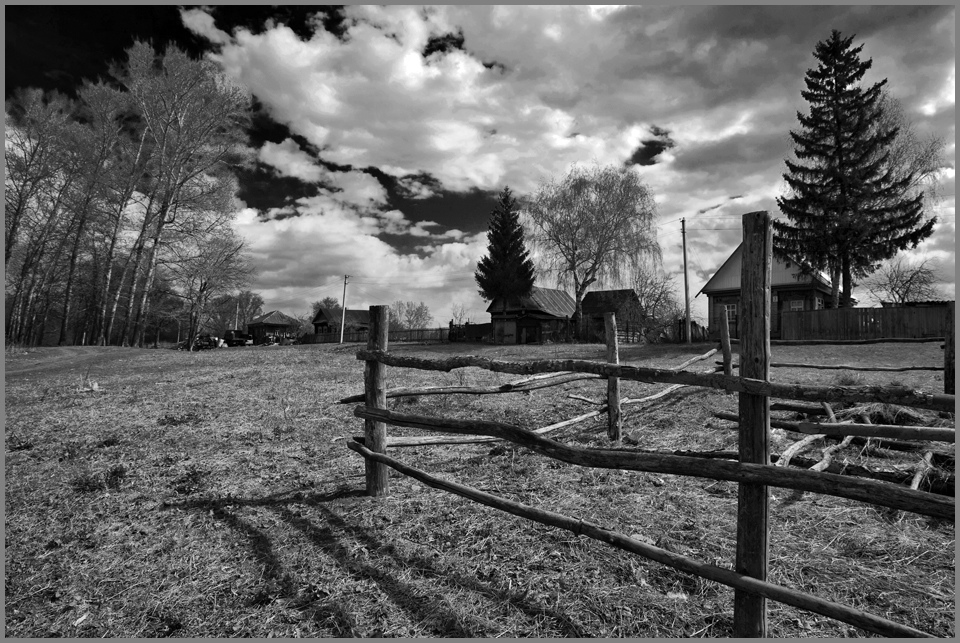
[343,212,955,638]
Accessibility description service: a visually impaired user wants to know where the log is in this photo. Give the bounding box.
[355,349,956,412]
[796,422,955,443]
[730,337,945,346]
[353,405,954,521]
[810,435,854,473]
[346,440,934,638]
[770,402,828,415]
[338,372,602,404]
[715,412,954,458]
[629,449,955,495]
[716,361,940,372]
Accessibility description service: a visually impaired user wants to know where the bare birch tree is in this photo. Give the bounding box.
[524,163,660,335]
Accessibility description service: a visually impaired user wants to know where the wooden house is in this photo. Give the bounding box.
[248,310,299,344]
[580,289,644,340]
[312,308,371,335]
[486,286,575,344]
[696,244,834,340]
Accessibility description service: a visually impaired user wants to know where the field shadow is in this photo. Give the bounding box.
[165,487,586,637]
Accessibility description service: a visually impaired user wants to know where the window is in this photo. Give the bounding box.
[790,300,804,312]
[815,297,824,310]
[723,303,738,321]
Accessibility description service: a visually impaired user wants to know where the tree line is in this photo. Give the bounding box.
[5,41,253,347]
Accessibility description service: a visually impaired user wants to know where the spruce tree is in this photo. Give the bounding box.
[774,30,935,307]
[475,186,536,311]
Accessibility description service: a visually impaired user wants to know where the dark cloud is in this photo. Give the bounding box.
[423,29,465,58]
[672,130,790,178]
[627,125,676,166]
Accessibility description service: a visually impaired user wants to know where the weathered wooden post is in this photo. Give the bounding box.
[720,307,733,376]
[734,211,772,637]
[604,312,622,441]
[945,302,955,395]
[364,305,390,496]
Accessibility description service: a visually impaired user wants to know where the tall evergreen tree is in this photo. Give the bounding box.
[475,186,536,311]
[774,30,936,307]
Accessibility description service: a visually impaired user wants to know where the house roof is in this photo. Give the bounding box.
[581,289,641,314]
[486,286,576,318]
[249,310,298,327]
[312,307,370,325]
[696,243,833,297]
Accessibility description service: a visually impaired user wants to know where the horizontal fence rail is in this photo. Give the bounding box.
[356,349,955,413]
[347,439,933,638]
[353,405,953,521]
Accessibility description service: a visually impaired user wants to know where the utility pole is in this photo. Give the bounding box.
[234,296,240,330]
[682,218,691,344]
[339,275,349,344]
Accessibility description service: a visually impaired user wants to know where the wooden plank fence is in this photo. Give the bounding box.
[343,212,955,638]
[781,306,950,341]
[310,327,450,344]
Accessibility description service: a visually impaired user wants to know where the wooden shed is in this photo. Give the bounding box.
[487,286,575,344]
[580,289,644,340]
[248,310,299,344]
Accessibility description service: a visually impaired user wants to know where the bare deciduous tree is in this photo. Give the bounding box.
[524,163,660,335]
[861,255,942,305]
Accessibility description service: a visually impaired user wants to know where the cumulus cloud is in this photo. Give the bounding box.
[182,5,954,320]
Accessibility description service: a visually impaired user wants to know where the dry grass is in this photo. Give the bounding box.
[5,340,954,637]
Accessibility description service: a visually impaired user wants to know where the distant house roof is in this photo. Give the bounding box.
[312,307,371,326]
[581,289,642,315]
[697,243,833,297]
[486,286,576,319]
[249,310,298,327]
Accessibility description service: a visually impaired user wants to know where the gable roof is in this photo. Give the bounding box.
[250,310,298,327]
[696,243,832,297]
[486,286,576,318]
[312,307,370,326]
[581,289,641,314]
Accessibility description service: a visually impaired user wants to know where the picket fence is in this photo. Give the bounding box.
[344,212,955,638]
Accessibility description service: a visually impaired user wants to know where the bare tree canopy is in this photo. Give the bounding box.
[524,163,660,333]
[861,255,943,305]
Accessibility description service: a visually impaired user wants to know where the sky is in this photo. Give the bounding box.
[5,5,956,325]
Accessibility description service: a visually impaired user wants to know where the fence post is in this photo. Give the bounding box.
[720,307,733,376]
[364,305,390,496]
[734,211,772,637]
[604,312,622,441]
[946,302,955,395]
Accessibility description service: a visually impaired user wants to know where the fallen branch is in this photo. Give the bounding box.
[777,434,824,468]
[910,452,935,491]
[796,422,955,443]
[354,405,954,520]
[673,348,719,371]
[338,372,603,404]
[770,402,829,416]
[347,439,934,638]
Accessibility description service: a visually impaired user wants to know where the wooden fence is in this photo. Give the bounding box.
[781,306,950,341]
[344,212,955,638]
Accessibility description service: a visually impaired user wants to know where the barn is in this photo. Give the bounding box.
[580,289,644,340]
[487,286,575,344]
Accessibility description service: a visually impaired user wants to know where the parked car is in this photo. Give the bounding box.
[224,330,253,347]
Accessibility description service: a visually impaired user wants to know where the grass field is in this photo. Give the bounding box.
[5,340,955,637]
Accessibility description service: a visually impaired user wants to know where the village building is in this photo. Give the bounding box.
[486,286,576,344]
[696,243,834,340]
[312,308,371,335]
[580,289,644,340]
[247,310,299,344]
